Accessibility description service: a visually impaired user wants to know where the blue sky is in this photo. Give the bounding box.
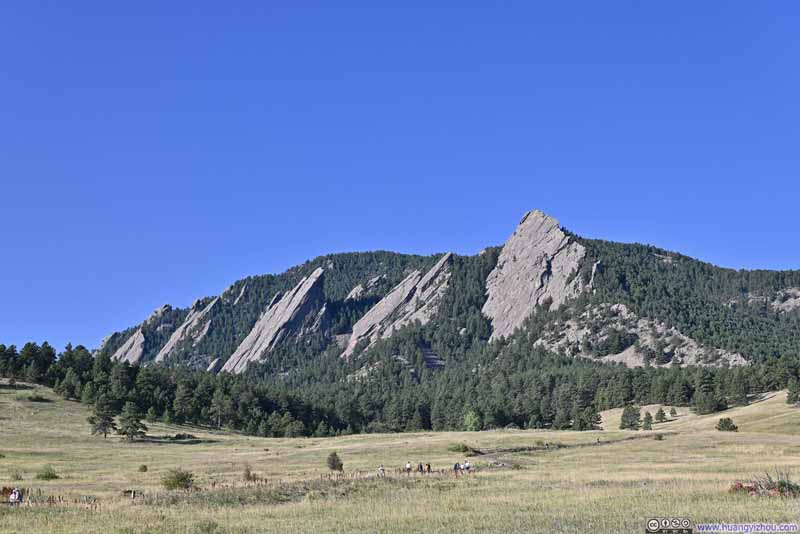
[2,2,799,351]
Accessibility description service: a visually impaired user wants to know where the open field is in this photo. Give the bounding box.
[2,380,800,533]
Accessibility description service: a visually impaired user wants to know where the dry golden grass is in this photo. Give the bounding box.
[2,380,800,533]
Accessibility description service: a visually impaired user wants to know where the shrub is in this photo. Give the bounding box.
[35,464,59,480]
[161,468,194,490]
[730,469,800,497]
[653,433,665,441]
[716,418,739,432]
[138,464,148,473]
[27,394,51,403]
[326,452,343,472]
[447,443,471,453]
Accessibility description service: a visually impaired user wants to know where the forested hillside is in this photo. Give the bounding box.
[4,210,800,437]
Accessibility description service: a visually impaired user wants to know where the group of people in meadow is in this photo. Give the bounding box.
[2,487,22,506]
[376,459,471,478]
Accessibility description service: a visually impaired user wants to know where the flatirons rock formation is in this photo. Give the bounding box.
[483,210,586,340]
[111,328,146,364]
[221,267,327,373]
[342,253,453,358]
[155,297,219,363]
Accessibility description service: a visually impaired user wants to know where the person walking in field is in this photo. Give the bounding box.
[405,461,412,475]
[425,463,432,474]
[453,462,461,476]
[464,459,471,474]
[417,462,424,474]
[378,464,385,478]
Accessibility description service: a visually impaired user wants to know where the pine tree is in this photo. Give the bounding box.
[118,402,147,441]
[787,378,800,405]
[619,405,641,430]
[87,395,117,438]
[172,382,194,423]
[146,406,158,423]
[60,368,81,399]
[463,409,481,431]
[655,407,666,423]
[669,406,678,418]
[642,411,653,430]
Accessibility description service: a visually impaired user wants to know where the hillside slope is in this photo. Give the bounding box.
[99,210,800,377]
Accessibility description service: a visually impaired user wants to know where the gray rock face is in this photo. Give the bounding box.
[346,274,387,301]
[206,357,223,373]
[342,253,453,358]
[483,210,586,341]
[155,297,219,363]
[221,268,327,374]
[773,288,800,312]
[111,328,146,364]
[533,303,747,368]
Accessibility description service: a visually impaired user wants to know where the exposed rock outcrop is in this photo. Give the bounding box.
[346,275,387,301]
[206,357,223,373]
[533,303,747,368]
[342,253,453,358]
[482,210,586,341]
[155,298,219,363]
[146,304,171,323]
[773,288,800,312]
[111,328,146,365]
[221,268,327,374]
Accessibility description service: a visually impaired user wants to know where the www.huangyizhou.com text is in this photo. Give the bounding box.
[695,524,799,533]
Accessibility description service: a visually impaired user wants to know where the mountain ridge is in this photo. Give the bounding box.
[99,210,800,375]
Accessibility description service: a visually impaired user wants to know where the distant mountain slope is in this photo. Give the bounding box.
[99,210,800,374]
[99,251,438,371]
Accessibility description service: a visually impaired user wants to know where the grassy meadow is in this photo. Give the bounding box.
[2,379,800,533]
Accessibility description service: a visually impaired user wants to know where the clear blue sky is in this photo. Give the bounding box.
[2,2,799,352]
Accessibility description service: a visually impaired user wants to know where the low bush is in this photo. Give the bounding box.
[138,465,148,473]
[447,443,471,453]
[161,468,194,490]
[326,452,343,472]
[35,465,59,480]
[730,469,800,497]
[716,418,738,432]
[654,433,665,441]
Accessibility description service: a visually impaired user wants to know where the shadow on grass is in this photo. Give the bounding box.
[141,435,218,446]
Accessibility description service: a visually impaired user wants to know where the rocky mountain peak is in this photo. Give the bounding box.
[342,253,453,358]
[482,210,586,340]
[220,267,327,374]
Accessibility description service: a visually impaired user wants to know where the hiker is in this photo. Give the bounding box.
[453,462,461,476]
[9,488,20,506]
[425,463,432,474]
[378,464,385,478]
[464,459,471,474]
[405,461,412,475]
[417,462,424,474]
